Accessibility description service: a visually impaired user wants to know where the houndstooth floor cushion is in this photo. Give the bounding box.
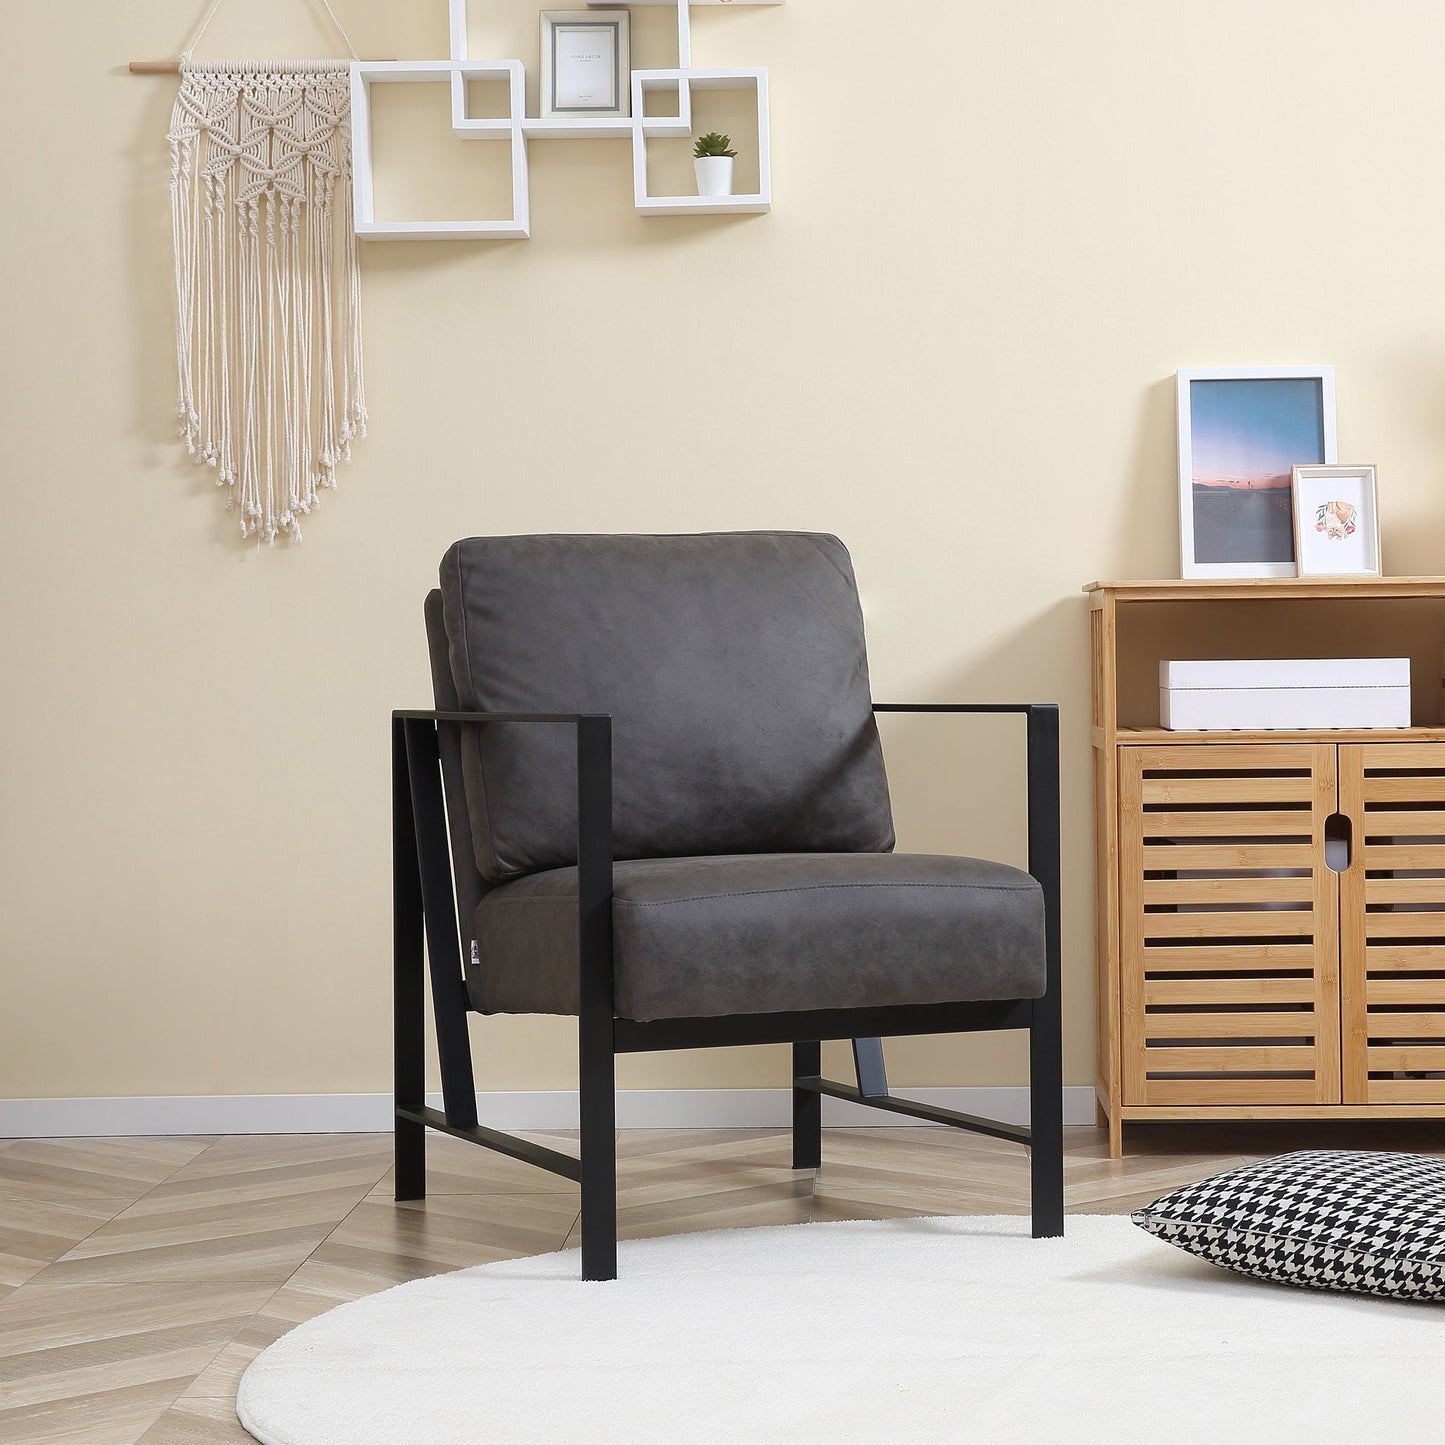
[1132,1149,1445,1301]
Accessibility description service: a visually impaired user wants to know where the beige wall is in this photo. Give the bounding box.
[5,0,1445,1102]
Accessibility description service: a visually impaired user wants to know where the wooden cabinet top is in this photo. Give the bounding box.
[1084,577,1445,603]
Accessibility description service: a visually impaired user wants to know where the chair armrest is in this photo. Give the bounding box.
[393,709,615,1015]
[872,702,1061,1003]
[393,709,597,725]
[391,709,613,873]
[873,703,1053,715]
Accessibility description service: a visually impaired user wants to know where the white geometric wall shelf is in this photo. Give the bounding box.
[350,0,779,240]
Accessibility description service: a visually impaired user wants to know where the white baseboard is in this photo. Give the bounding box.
[0,1087,1096,1139]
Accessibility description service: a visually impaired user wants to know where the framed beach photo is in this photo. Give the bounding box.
[540,10,630,118]
[1292,464,1381,577]
[1177,367,1337,578]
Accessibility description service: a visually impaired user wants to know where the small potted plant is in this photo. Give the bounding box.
[693,132,738,198]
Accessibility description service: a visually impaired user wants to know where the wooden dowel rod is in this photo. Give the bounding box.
[127,58,383,73]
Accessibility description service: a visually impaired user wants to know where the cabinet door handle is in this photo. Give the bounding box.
[1324,811,1352,874]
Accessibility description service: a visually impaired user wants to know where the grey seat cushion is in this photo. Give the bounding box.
[438,533,894,884]
[474,853,1046,1020]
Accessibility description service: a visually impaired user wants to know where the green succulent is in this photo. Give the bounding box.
[693,132,738,159]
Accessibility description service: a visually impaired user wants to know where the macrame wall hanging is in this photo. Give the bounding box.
[167,0,367,543]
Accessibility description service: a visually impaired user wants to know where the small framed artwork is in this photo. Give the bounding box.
[540,10,630,118]
[1291,464,1381,577]
[1177,367,1337,578]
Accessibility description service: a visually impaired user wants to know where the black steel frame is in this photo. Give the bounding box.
[393,702,1063,1281]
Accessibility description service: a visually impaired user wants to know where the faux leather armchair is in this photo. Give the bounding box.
[394,532,1063,1279]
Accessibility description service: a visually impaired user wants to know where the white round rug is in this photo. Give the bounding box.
[238,1214,1445,1445]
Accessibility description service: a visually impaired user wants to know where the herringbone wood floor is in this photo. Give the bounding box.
[4,1120,1445,1443]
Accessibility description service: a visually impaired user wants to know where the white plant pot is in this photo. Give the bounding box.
[694,155,735,198]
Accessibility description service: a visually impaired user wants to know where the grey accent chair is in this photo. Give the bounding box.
[395,532,1062,1280]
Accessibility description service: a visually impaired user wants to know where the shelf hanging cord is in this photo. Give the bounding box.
[179,0,361,66]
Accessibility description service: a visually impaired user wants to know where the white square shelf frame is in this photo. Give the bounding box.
[350,59,529,240]
[350,0,778,240]
[632,68,770,215]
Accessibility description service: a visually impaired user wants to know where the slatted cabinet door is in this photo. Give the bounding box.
[1341,742,1445,1104]
[1119,745,1341,1107]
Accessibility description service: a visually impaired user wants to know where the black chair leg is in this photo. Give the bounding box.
[1029,996,1064,1236]
[395,1114,426,1202]
[393,717,427,1203]
[392,914,426,1201]
[579,1026,618,1282]
[792,1041,822,1169]
[851,1037,889,1098]
[1025,700,1064,1235]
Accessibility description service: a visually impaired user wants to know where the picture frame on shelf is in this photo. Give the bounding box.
[540,10,631,118]
[1176,367,1337,578]
[1291,464,1381,577]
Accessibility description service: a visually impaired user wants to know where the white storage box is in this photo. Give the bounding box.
[1160,657,1411,731]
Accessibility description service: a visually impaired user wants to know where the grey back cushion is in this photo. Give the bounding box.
[439,533,895,883]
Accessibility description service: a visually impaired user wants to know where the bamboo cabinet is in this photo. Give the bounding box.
[1088,579,1445,1157]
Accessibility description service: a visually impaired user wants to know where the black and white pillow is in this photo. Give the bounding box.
[1132,1149,1445,1301]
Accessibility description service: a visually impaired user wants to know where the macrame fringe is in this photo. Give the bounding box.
[169,64,366,544]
